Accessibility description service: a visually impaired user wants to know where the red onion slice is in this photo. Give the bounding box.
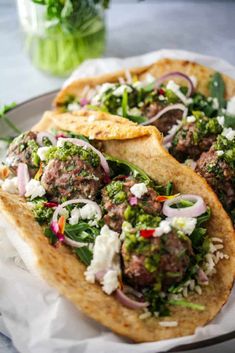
[80,97,90,107]
[155,72,194,97]
[123,285,144,299]
[197,268,209,284]
[52,198,102,224]
[95,270,107,282]
[129,196,138,206]
[37,132,57,147]
[162,194,207,218]
[142,104,187,126]
[115,289,149,310]
[64,235,87,248]
[50,221,65,242]
[58,138,110,175]
[17,163,30,196]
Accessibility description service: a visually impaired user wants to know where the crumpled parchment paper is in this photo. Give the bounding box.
[1,49,235,353]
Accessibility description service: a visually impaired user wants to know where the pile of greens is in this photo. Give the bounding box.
[24,0,110,76]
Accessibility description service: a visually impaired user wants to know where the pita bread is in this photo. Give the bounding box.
[54,58,235,110]
[1,110,235,342]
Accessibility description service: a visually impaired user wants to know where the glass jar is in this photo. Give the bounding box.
[17,0,106,77]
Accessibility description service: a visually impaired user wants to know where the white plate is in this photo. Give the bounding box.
[3,91,235,353]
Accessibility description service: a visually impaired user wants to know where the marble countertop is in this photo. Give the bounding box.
[0,1,235,352]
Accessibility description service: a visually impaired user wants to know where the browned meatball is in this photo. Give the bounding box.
[196,147,235,211]
[102,178,162,232]
[122,231,192,289]
[6,131,39,177]
[41,156,104,202]
[143,102,183,135]
[170,123,217,162]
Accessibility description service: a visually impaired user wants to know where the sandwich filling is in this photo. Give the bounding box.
[0,130,228,321]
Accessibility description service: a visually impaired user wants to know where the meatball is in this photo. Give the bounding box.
[6,131,39,177]
[170,122,217,162]
[142,102,183,135]
[122,231,192,289]
[41,156,104,202]
[102,178,162,232]
[195,146,235,211]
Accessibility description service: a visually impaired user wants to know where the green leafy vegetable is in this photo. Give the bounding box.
[65,222,99,243]
[168,299,205,311]
[121,88,128,118]
[32,199,54,224]
[0,102,20,140]
[223,114,235,129]
[27,0,108,76]
[45,141,100,167]
[74,246,93,266]
[106,155,152,185]
[44,227,58,246]
[209,72,225,111]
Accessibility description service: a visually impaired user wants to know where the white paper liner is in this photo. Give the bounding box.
[1,49,235,353]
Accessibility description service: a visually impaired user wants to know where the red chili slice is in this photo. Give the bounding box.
[156,195,168,202]
[140,229,155,238]
[44,202,58,208]
[158,88,165,95]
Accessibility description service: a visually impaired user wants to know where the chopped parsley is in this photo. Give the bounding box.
[45,141,100,167]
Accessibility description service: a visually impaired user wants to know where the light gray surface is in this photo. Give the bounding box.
[1,1,235,352]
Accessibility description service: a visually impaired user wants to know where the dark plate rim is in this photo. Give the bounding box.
[6,89,60,114]
[5,91,235,352]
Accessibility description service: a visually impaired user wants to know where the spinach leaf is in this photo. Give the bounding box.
[75,246,93,266]
[196,207,211,226]
[65,222,99,243]
[106,154,152,184]
[0,102,20,138]
[209,72,225,111]
[223,114,235,129]
[44,227,58,246]
[127,114,147,124]
[31,0,110,33]
[168,299,205,311]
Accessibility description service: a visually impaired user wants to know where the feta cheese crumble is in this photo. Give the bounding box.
[68,204,98,225]
[170,217,197,235]
[88,115,96,123]
[1,177,18,194]
[25,179,46,200]
[112,85,132,97]
[102,269,119,295]
[85,225,121,294]
[216,150,224,156]
[67,102,81,112]
[91,83,115,104]
[154,220,171,237]
[222,127,235,141]
[69,208,80,225]
[154,217,196,237]
[186,115,196,123]
[37,147,50,161]
[217,116,225,127]
[80,203,98,220]
[130,183,148,199]
[227,96,235,115]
